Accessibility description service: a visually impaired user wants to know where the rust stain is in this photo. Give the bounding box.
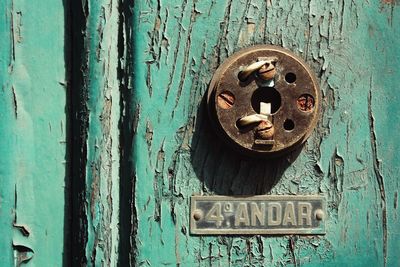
[13,244,34,266]
[90,164,100,220]
[381,0,395,4]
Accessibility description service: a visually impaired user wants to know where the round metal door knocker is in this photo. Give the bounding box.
[207,45,321,157]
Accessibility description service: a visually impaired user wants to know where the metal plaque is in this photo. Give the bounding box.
[190,195,326,235]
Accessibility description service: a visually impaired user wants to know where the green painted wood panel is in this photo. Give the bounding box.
[82,1,121,264]
[0,0,67,266]
[68,0,121,266]
[128,0,400,266]
[1,0,399,266]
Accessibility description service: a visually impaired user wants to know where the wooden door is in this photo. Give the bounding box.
[1,0,399,266]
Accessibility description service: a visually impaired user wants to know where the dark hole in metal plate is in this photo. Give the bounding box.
[190,195,326,235]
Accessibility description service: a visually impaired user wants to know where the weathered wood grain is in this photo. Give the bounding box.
[0,0,67,265]
[129,0,400,266]
[1,0,399,266]
[68,0,121,265]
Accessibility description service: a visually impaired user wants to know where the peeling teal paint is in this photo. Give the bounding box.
[1,0,399,266]
[0,0,67,266]
[0,1,16,264]
[83,0,121,265]
[130,0,400,266]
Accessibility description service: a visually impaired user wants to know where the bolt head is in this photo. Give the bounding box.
[315,209,324,221]
[297,94,315,112]
[257,64,276,80]
[217,91,235,109]
[256,120,275,139]
[193,210,202,221]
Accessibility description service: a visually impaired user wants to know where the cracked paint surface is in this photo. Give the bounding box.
[130,0,400,266]
[1,0,400,266]
[0,0,67,266]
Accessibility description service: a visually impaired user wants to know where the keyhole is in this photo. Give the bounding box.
[251,87,281,114]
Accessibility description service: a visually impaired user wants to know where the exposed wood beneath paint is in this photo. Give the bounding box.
[68,0,121,266]
[130,0,400,266]
[0,0,399,266]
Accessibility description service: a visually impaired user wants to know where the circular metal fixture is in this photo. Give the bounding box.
[207,45,321,158]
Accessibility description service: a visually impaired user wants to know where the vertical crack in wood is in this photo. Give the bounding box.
[368,88,387,266]
[216,0,233,65]
[118,0,137,265]
[164,0,188,102]
[289,236,297,267]
[172,1,199,118]
[67,0,90,265]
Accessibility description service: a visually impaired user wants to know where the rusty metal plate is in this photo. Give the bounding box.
[190,195,326,235]
[207,45,321,158]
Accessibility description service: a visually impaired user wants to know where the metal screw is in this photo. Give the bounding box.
[238,60,269,81]
[217,91,235,109]
[315,209,324,221]
[257,63,276,81]
[297,94,315,112]
[255,120,275,139]
[193,210,202,221]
